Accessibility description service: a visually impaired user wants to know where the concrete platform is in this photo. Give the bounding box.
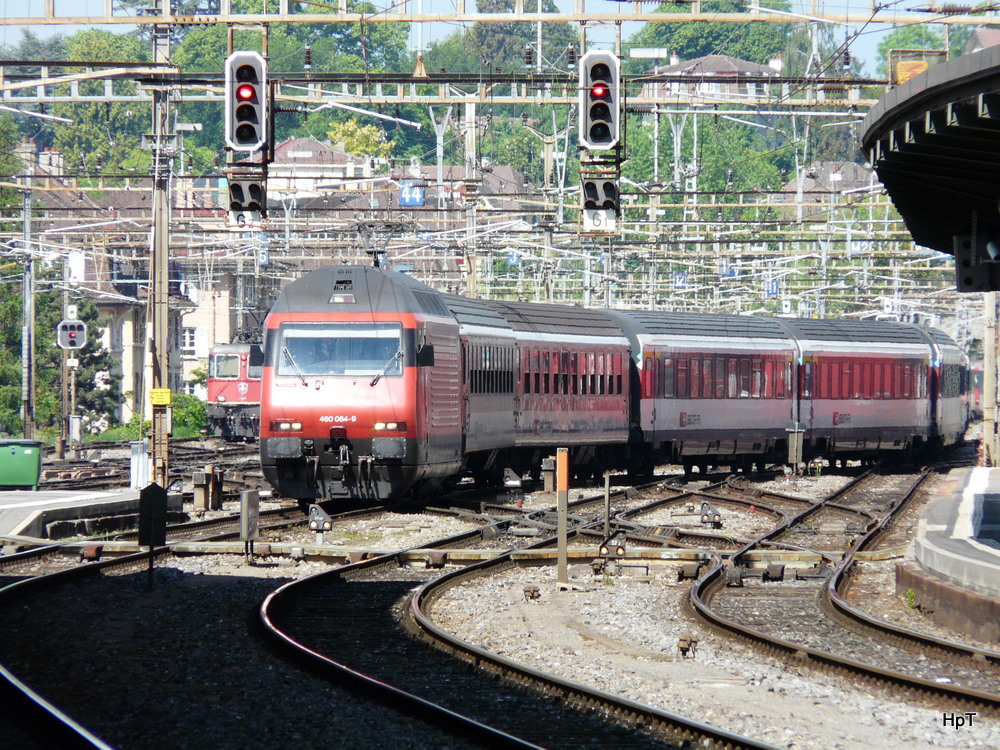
[0,488,181,541]
[914,467,1000,599]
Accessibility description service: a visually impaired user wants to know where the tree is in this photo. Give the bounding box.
[327,121,394,159]
[48,29,151,184]
[624,0,791,70]
[875,25,944,77]
[426,0,577,75]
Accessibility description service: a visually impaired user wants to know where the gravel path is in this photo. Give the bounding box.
[430,562,1000,749]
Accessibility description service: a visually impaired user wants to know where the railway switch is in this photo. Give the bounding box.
[677,562,703,581]
[677,636,698,658]
[763,563,785,582]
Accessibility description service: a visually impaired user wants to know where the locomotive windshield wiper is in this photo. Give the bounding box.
[370,349,402,387]
[281,345,308,386]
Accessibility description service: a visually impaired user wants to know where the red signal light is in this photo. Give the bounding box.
[236,83,256,101]
[591,82,608,99]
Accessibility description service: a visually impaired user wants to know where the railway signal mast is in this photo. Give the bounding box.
[224,51,269,227]
[578,51,622,237]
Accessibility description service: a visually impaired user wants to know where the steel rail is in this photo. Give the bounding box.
[690,467,1000,711]
[824,468,1000,667]
[408,531,783,750]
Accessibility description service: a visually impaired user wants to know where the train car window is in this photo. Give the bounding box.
[726,359,737,398]
[777,360,789,399]
[738,358,751,398]
[750,358,762,398]
[801,363,812,399]
[714,358,726,399]
[763,360,775,399]
[690,358,701,399]
[830,361,840,400]
[277,322,402,378]
[677,358,689,398]
[614,353,622,395]
[643,357,653,398]
[702,357,713,399]
[211,354,241,379]
[891,363,901,399]
[903,363,913,399]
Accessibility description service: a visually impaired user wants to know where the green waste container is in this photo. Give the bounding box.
[0,439,43,490]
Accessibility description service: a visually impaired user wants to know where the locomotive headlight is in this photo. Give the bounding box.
[217,396,227,402]
[271,420,302,432]
[374,422,406,431]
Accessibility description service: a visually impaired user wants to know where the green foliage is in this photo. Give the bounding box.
[875,26,944,77]
[171,393,208,434]
[426,0,577,75]
[904,587,918,610]
[327,121,394,159]
[624,1,791,70]
[0,259,122,437]
[93,413,149,443]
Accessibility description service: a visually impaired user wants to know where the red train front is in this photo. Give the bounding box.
[259,266,462,501]
[206,343,262,442]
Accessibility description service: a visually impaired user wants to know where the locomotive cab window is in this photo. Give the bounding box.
[276,322,403,378]
[211,354,240,379]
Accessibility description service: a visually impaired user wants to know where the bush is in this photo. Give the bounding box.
[172,393,207,434]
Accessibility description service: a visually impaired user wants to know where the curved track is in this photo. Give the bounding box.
[261,493,781,749]
[691,468,1000,713]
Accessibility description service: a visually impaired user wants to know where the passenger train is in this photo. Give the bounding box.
[259,265,969,503]
[206,343,263,442]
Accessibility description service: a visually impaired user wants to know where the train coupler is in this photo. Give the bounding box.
[358,455,376,493]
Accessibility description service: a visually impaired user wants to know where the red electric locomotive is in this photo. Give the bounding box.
[259,266,631,501]
[206,343,263,442]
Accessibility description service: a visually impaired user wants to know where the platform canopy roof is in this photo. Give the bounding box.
[862,46,1000,290]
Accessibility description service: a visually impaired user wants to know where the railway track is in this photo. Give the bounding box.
[5,463,994,747]
[692,467,1000,713]
[260,483,783,749]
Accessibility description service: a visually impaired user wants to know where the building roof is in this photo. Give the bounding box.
[653,54,780,78]
[964,27,1000,56]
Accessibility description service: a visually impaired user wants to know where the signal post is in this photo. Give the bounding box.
[224,49,270,228]
[578,51,622,238]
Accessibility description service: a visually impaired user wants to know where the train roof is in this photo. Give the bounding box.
[210,343,258,354]
[601,310,794,340]
[267,266,452,319]
[491,300,627,338]
[441,294,514,332]
[920,325,963,349]
[775,318,929,344]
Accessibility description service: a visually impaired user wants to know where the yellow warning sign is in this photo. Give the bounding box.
[150,388,172,406]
